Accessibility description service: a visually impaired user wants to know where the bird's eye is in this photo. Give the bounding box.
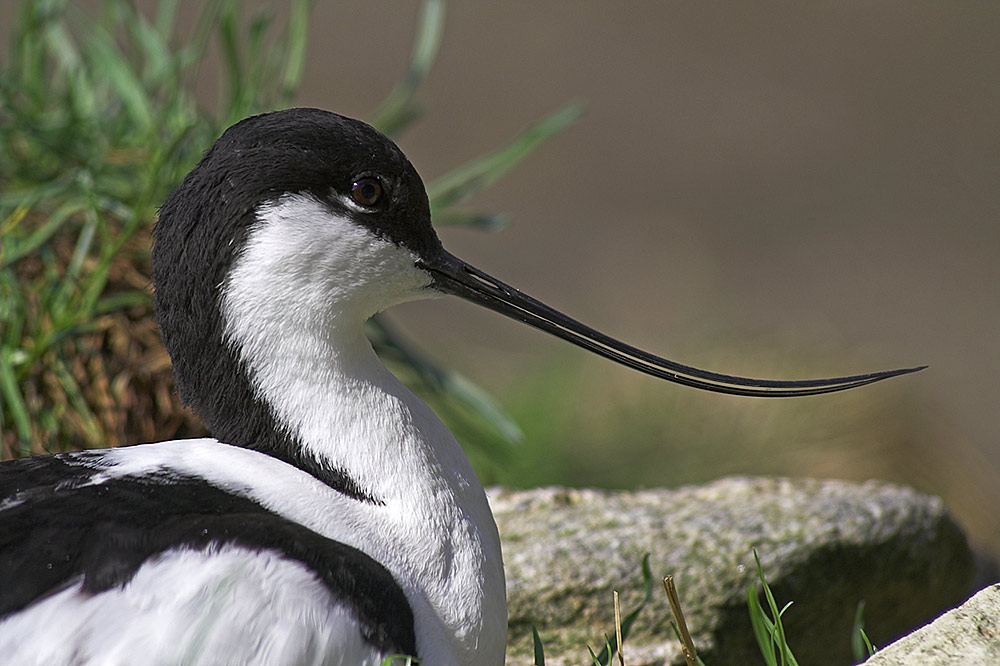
[351,177,383,207]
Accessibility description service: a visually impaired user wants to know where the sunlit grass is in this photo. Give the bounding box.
[526,551,876,666]
[0,0,579,459]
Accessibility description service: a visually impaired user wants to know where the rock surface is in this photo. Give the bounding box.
[861,584,1000,666]
[490,477,974,666]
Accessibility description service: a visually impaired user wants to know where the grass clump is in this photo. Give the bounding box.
[526,551,877,666]
[1,0,281,456]
[747,550,799,666]
[0,0,580,459]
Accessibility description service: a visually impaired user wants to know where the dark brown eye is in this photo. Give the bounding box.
[351,177,383,207]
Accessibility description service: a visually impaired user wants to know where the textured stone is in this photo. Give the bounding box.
[861,584,1000,666]
[490,477,974,666]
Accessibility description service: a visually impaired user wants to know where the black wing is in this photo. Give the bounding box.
[0,453,416,656]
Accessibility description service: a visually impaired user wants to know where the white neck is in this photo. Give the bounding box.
[218,194,506,665]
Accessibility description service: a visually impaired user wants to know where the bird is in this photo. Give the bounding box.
[0,108,923,666]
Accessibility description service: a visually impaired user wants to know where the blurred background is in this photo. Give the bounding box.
[2,2,998,560]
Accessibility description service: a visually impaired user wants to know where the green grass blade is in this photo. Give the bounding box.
[369,0,446,136]
[51,356,102,446]
[430,209,510,231]
[764,587,796,664]
[119,2,173,86]
[748,582,778,666]
[749,550,799,666]
[427,101,585,212]
[379,656,419,666]
[65,205,99,278]
[45,205,97,325]
[245,10,275,101]
[859,627,876,658]
[439,372,523,443]
[153,0,180,39]
[94,289,149,314]
[41,20,83,84]
[0,270,26,349]
[1,181,74,215]
[217,2,245,119]
[852,600,877,661]
[3,201,83,264]
[407,0,446,84]
[280,0,311,103]
[619,554,655,638]
[0,348,33,447]
[532,625,546,666]
[594,554,653,665]
[368,316,522,449]
[85,24,154,131]
[174,1,222,81]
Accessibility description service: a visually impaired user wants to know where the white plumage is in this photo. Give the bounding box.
[2,546,378,666]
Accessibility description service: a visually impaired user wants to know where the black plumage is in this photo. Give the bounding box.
[0,453,416,656]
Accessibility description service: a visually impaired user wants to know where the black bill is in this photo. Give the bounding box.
[422,250,925,397]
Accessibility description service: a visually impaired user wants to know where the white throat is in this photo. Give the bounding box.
[218,193,506,665]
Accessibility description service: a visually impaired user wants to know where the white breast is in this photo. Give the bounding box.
[196,193,508,665]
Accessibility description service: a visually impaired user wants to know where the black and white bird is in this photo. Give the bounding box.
[0,109,922,666]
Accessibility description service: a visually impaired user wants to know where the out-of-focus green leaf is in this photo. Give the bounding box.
[281,1,311,102]
[0,348,32,448]
[95,289,149,314]
[85,25,154,130]
[153,0,179,40]
[3,201,83,264]
[119,2,173,86]
[431,210,510,231]
[369,0,445,137]
[52,357,102,445]
[591,554,653,666]
[427,101,585,212]
[367,316,523,452]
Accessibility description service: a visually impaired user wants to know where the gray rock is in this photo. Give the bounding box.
[490,477,973,666]
[861,584,1000,666]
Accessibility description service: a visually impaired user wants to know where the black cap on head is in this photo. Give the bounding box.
[165,108,441,259]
